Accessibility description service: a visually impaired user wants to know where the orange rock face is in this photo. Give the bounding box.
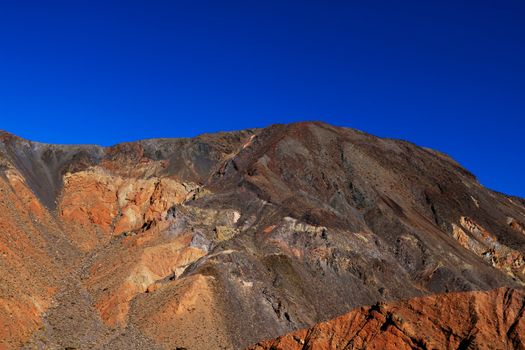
[248,287,525,350]
[91,233,206,327]
[0,131,239,349]
[59,168,194,240]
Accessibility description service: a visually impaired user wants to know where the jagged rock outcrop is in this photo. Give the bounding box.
[0,123,524,349]
[247,287,525,350]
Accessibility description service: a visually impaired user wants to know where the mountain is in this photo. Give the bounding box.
[0,122,523,349]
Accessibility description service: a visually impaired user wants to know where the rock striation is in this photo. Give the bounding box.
[0,123,523,349]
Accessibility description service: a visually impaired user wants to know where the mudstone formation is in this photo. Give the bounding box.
[0,122,523,349]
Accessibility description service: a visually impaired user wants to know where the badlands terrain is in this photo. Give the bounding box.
[0,122,523,349]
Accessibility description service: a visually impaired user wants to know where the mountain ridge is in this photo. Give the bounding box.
[0,122,523,349]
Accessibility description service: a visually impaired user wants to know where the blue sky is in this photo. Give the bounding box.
[0,0,523,197]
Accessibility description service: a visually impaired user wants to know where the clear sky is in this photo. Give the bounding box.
[0,1,523,197]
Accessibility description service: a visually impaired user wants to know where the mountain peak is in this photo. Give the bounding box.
[0,123,524,349]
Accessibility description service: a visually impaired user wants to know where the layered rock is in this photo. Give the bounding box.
[452,216,525,282]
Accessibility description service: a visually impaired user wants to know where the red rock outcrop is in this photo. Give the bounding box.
[248,287,525,350]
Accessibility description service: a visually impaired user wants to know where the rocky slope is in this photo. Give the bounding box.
[248,287,525,350]
[0,122,524,349]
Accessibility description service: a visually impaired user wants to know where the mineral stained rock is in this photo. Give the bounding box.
[247,287,525,350]
[0,122,523,349]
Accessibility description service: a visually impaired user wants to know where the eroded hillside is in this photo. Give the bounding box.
[0,123,523,349]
